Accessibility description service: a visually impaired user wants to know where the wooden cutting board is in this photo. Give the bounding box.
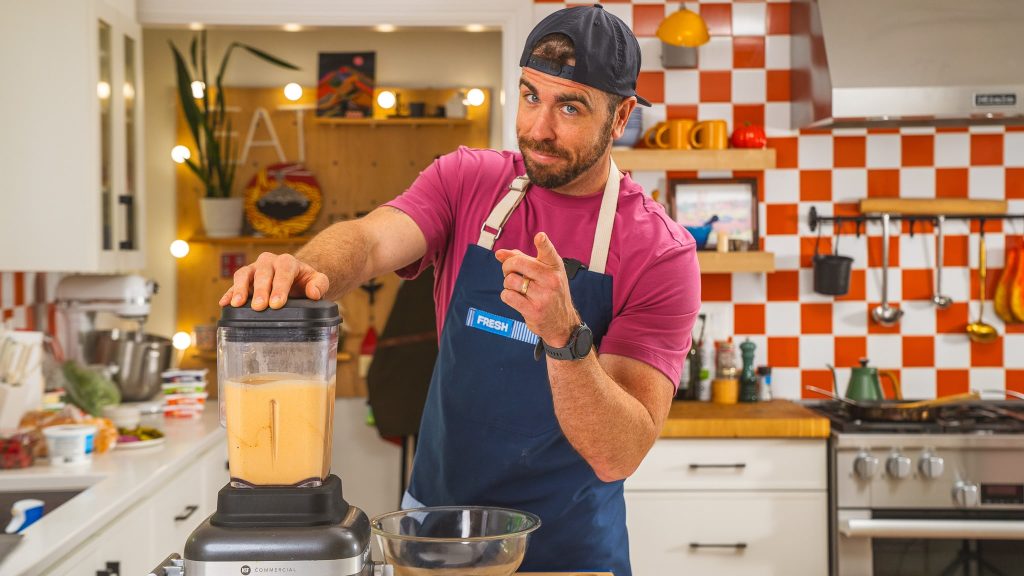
[519,573,612,575]
[660,399,830,438]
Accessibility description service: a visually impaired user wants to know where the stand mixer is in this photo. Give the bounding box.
[55,274,171,401]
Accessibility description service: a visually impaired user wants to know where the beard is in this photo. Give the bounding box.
[518,113,614,190]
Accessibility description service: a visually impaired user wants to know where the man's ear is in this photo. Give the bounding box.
[610,97,637,140]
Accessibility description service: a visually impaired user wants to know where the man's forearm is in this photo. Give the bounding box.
[547,354,661,482]
[294,220,372,301]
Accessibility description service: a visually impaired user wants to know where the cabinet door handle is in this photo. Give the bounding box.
[689,542,748,550]
[118,195,135,250]
[688,463,747,469]
[174,505,199,522]
[105,561,121,576]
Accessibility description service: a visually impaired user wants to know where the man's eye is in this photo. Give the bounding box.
[524,94,540,103]
[562,104,579,115]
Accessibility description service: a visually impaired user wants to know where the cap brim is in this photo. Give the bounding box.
[635,94,652,107]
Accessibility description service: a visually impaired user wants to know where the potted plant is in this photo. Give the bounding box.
[170,31,299,237]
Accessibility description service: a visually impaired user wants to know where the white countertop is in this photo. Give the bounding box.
[0,407,224,576]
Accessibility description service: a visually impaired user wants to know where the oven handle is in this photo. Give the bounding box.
[841,519,1024,540]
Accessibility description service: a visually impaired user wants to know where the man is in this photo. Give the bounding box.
[220,5,700,574]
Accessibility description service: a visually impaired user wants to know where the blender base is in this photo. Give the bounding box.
[180,474,371,576]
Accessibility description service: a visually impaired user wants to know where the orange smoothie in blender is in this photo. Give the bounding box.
[224,373,336,487]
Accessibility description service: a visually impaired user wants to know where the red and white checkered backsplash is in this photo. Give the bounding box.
[2,2,1022,400]
[0,271,59,333]
[534,0,1024,400]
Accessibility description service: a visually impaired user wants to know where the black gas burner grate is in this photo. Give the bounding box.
[808,401,1024,434]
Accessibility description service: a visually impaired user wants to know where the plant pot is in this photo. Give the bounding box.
[200,197,244,238]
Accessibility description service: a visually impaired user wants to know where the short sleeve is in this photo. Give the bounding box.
[598,243,701,391]
[384,151,463,279]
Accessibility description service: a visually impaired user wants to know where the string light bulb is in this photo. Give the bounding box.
[465,88,485,107]
[171,145,191,164]
[377,90,397,110]
[284,83,303,101]
[169,239,190,259]
[172,331,192,351]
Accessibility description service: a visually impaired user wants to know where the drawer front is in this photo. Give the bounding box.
[626,439,826,491]
[152,457,209,547]
[626,491,828,575]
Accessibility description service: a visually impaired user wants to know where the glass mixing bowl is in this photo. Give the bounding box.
[371,506,541,576]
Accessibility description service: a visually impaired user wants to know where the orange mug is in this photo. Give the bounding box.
[642,121,669,148]
[643,119,697,149]
[689,120,729,150]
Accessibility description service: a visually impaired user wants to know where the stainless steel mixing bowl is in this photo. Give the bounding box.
[371,506,541,576]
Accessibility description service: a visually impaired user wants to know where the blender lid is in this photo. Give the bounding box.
[219,299,341,329]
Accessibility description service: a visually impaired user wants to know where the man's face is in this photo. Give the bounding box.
[516,67,628,190]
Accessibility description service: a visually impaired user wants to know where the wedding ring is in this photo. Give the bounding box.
[520,276,531,296]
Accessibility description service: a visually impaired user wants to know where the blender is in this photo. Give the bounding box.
[158,299,372,576]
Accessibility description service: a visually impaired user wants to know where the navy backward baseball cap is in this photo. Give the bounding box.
[520,4,651,107]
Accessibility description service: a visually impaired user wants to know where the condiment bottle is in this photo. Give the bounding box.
[739,339,759,402]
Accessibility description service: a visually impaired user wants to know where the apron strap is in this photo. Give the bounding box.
[476,159,621,274]
[588,158,620,275]
[477,175,531,250]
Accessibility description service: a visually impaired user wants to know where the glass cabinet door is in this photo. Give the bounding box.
[121,33,137,251]
[98,19,113,252]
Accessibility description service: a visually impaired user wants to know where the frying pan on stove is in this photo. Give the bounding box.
[806,386,981,422]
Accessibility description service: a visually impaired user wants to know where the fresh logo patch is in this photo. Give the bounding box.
[466,307,538,345]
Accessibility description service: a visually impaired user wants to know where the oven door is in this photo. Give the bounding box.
[837,509,1024,575]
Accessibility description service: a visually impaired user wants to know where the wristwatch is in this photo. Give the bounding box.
[534,322,594,361]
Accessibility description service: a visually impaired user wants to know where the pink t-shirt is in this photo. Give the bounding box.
[386,146,700,388]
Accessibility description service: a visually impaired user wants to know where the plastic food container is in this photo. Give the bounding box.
[218,299,340,488]
[42,424,97,466]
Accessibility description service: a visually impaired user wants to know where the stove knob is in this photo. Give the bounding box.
[952,481,980,508]
[854,452,879,479]
[919,453,945,479]
[887,453,912,479]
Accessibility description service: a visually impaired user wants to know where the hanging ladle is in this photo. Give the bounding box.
[966,225,998,343]
[872,213,904,326]
[932,215,952,309]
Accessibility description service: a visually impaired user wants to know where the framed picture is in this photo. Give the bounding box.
[317,52,376,118]
[667,177,758,247]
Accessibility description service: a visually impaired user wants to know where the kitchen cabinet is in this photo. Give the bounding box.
[0,0,145,272]
[44,440,226,576]
[625,439,828,575]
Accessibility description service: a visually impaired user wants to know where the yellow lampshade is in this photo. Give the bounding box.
[656,8,710,47]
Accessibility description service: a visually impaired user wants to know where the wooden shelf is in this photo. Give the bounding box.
[696,251,775,273]
[612,148,776,171]
[316,117,472,126]
[189,235,313,246]
[859,198,1008,216]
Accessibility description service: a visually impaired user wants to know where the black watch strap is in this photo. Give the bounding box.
[534,322,592,361]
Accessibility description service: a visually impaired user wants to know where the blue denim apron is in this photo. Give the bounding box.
[404,160,631,575]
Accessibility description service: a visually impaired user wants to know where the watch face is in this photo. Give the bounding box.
[573,325,594,358]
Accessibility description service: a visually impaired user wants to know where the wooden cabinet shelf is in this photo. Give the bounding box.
[859,198,1008,216]
[189,235,313,246]
[316,117,472,127]
[697,251,775,273]
[612,148,776,171]
[192,350,352,362]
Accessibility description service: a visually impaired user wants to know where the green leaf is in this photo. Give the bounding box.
[183,157,210,189]
[169,41,206,165]
[200,30,210,119]
[239,44,300,70]
[189,36,198,74]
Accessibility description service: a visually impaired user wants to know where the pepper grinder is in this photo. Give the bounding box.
[738,339,759,403]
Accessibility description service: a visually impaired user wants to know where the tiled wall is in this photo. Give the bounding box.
[0,272,59,332]
[534,1,1024,400]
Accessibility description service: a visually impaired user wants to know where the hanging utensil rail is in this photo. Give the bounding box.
[808,206,1024,237]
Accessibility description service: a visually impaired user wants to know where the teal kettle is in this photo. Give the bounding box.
[827,358,902,402]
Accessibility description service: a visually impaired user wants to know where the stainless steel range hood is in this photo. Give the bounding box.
[791,0,1024,128]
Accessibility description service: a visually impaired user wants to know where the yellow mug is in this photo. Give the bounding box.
[689,120,729,150]
[642,121,669,149]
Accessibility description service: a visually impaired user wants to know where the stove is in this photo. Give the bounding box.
[808,400,1024,576]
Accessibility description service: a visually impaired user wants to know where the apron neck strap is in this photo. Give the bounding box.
[476,157,622,275]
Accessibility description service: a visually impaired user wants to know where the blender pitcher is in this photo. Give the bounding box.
[218,299,340,488]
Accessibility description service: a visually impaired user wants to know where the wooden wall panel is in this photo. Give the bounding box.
[175,86,488,397]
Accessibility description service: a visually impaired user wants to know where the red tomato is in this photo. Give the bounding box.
[731,124,767,148]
